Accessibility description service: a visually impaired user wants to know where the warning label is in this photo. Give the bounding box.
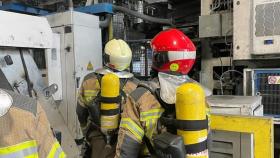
[268,76,280,84]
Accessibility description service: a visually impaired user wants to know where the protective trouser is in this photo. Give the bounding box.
[88,131,116,158]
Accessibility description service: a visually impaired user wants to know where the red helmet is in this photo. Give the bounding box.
[151,28,196,75]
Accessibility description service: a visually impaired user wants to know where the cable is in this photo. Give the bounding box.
[229,43,233,69]
[19,48,33,97]
[224,27,233,46]
[219,70,243,95]
[219,56,224,75]
[211,0,221,13]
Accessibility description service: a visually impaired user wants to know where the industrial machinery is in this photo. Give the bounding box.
[0,10,79,157]
[199,0,236,95]
[199,1,280,156]
[199,0,280,95]
[244,68,280,117]
[234,0,280,57]
[243,68,280,157]
[207,95,263,158]
[46,10,103,138]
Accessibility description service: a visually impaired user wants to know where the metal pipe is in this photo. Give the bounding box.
[69,0,74,10]
[112,5,173,25]
[86,0,94,6]
[19,48,33,97]
[108,17,113,40]
[99,14,112,28]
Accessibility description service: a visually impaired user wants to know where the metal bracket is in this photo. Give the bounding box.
[43,84,58,98]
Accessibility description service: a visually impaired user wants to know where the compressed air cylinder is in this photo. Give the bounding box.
[100,73,120,133]
[176,83,208,158]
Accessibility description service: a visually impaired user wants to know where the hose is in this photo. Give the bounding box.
[112,5,173,25]
[99,14,112,28]
[219,70,243,95]
[69,0,73,10]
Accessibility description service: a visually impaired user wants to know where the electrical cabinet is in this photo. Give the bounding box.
[243,68,280,117]
[253,0,280,55]
[234,0,280,59]
[46,11,102,138]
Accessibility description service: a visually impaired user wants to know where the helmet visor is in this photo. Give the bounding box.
[152,51,196,69]
[152,51,170,69]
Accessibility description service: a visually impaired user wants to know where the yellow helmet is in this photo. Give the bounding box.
[104,39,132,71]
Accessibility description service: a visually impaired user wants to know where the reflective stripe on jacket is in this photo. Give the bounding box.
[0,140,38,158]
[0,140,65,158]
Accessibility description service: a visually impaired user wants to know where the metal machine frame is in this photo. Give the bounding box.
[211,114,274,158]
[243,68,280,117]
[46,11,103,138]
[0,2,49,15]
[0,10,79,156]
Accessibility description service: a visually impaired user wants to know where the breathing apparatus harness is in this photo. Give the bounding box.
[85,70,130,148]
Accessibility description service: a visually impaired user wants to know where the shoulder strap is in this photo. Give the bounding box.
[143,135,156,156]
[130,86,150,102]
[154,89,175,112]
[137,83,156,96]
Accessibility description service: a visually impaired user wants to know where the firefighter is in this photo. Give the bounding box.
[115,29,210,158]
[0,88,65,158]
[76,39,138,158]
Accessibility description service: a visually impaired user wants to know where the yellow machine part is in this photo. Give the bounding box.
[176,83,208,158]
[100,73,120,130]
[210,114,274,158]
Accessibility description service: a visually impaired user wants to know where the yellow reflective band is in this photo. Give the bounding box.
[146,119,157,140]
[25,153,39,158]
[59,151,66,158]
[84,90,98,97]
[83,96,96,105]
[47,141,66,158]
[145,119,152,139]
[0,140,37,155]
[120,118,144,141]
[84,90,98,93]
[140,108,164,121]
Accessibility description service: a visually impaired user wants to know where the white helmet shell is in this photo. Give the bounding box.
[104,39,132,71]
[0,89,13,117]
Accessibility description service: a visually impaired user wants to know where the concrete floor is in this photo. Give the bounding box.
[39,95,80,158]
